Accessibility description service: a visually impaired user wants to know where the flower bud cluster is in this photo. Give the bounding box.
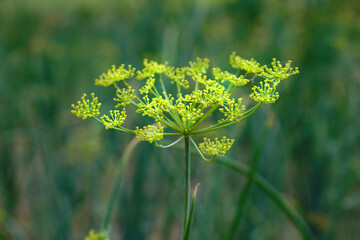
[134,123,164,143]
[114,87,136,107]
[186,57,209,76]
[261,59,299,80]
[219,98,246,123]
[101,109,127,130]
[199,137,235,156]
[95,64,135,87]
[84,229,107,240]
[139,77,155,94]
[250,79,280,104]
[166,68,189,89]
[213,68,249,86]
[136,59,171,79]
[71,93,101,120]
[229,52,262,74]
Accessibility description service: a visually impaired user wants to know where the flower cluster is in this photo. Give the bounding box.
[134,123,164,143]
[84,230,107,240]
[71,52,298,159]
[213,68,249,86]
[199,137,235,156]
[95,64,135,87]
[249,59,299,104]
[101,109,127,130]
[114,87,136,107]
[136,59,171,79]
[71,93,101,119]
[229,52,262,74]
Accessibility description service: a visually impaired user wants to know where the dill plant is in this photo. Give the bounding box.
[71,52,299,239]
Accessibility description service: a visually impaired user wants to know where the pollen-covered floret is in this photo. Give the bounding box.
[166,68,189,89]
[261,58,299,80]
[136,59,171,79]
[101,109,127,129]
[95,64,135,87]
[114,87,136,107]
[136,95,173,121]
[229,52,262,74]
[250,79,279,104]
[71,93,101,119]
[175,100,204,125]
[213,68,249,86]
[139,77,155,94]
[186,57,209,76]
[199,137,235,156]
[219,98,246,122]
[84,229,108,240]
[135,123,164,143]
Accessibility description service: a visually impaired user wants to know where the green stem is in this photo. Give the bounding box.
[215,157,317,240]
[191,103,220,131]
[154,77,184,130]
[163,132,183,136]
[158,115,183,132]
[103,138,140,231]
[184,183,200,240]
[191,103,261,135]
[92,117,134,134]
[154,136,184,148]
[183,136,191,238]
[158,73,168,97]
[227,125,269,239]
[190,137,215,162]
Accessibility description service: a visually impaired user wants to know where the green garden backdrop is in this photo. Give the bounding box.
[0,0,359,239]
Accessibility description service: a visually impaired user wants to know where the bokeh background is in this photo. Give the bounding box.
[1,0,359,239]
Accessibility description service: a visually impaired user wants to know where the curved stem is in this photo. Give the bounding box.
[92,117,135,134]
[215,157,317,240]
[154,136,184,148]
[103,137,140,231]
[190,137,216,162]
[182,137,191,239]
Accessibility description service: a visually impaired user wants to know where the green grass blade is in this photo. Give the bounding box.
[184,183,200,240]
[103,137,140,231]
[215,157,317,240]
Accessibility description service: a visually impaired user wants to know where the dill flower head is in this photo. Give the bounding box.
[84,229,108,240]
[71,52,298,160]
[71,93,101,120]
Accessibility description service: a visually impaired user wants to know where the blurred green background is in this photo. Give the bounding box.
[0,0,359,239]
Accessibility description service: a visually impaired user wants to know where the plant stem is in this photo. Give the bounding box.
[215,157,317,240]
[183,136,191,239]
[184,183,200,240]
[103,138,140,231]
[191,103,261,135]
